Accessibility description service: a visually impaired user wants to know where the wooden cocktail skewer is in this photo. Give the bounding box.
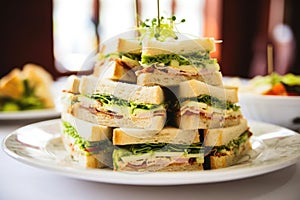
[135,0,140,28]
[134,0,141,38]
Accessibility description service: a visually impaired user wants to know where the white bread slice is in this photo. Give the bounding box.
[203,118,249,146]
[209,139,252,169]
[137,70,223,87]
[61,113,113,168]
[179,79,239,103]
[64,75,80,94]
[117,38,141,54]
[61,133,112,168]
[113,127,199,145]
[70,103,166,130]
[61,113,112,141]
[93,60,137,83]
[79,75,164,104]
[142,37,216,56]
[177,112,242,130]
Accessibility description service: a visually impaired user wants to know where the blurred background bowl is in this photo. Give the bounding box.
[238,93,300,132]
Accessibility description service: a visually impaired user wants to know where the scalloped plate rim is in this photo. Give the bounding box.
[2,119,300,185]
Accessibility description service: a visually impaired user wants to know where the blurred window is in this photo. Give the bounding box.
[53,0,98,72]
[52,0,205,73]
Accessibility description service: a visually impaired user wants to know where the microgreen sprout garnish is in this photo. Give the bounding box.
[138,16,185,42]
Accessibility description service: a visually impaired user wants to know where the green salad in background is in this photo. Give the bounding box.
[249,73,300,96]
[0,64,55,112]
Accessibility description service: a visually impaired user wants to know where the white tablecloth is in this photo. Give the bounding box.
[1,119,300,200]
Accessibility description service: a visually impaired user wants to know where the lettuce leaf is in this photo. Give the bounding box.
[115,142,204,156]
[213,131,251,154]
[90,94,164,114]
[98,52,141,61]
[141,52,217,68]
[180,94,240,111]
[62,121,112,155]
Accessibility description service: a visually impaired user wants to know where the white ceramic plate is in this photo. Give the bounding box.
[2,119,300,186]
[238,93,300,130]
[0,108,60,120]
[223,76,300,131]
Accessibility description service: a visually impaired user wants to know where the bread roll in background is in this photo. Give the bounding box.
[0,63,55,109]
[0,68,24,99]
[22,63,55,108]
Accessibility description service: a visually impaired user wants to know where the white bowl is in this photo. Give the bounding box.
[239,93,300,131]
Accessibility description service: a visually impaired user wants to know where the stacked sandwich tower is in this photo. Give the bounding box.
[61,25,253,171]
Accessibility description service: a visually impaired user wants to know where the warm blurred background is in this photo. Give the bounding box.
[0,0,299,79]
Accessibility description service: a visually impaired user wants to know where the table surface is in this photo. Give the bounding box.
[1,118,300,200]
